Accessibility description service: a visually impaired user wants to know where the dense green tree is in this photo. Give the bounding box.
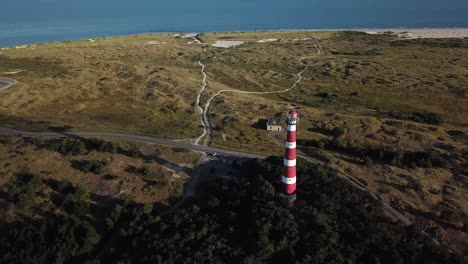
[0,158,463,263]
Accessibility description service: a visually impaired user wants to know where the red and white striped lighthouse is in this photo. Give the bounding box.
[283,108,298,202]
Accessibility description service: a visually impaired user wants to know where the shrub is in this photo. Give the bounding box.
[407,178,424,191]
[332,127,346,138]
[439,208,460,223]
[126,166,154,178]
[330,48,383,56]
[390,38,468,48]
[172,147,189,153]
[80,160,109,174]
[317,140,327,150]
[8,173,42,208]
[385,111,444,125]
[363,156,373,166]
[61,186,90,216]
[48,138,87,155]
[128,149,140,158]
[304,138,453,169]
[57,180,74,194]
[97,141,118,153]
[316,92,338,103]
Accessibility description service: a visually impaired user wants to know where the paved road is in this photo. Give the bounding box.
[0,78,17,91]
[0,126,264,159]
[0,124,416,227]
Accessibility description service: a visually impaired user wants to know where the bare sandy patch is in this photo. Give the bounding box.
[1,70,23,75]
[257,38,279,43]
[182,33,198,39]
[145,40,167,45]
[212,40,245,48]
[360,28,468,39]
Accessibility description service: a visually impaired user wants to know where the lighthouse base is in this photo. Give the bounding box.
[287,193,297,204]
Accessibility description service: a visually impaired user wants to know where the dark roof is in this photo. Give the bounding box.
[267,117,282,126]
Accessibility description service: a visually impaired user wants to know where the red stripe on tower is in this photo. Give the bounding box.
[282,109,298,202]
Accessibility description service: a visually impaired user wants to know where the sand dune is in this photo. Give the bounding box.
[359,28,468,39]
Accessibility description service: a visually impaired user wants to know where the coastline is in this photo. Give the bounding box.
[1,27,467,48]
[215,27,468,39]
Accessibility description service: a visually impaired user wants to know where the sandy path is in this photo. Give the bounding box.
[198,43,323,145]
[202,66,308,145]
[194,61,209,145]
[0,78,17,91]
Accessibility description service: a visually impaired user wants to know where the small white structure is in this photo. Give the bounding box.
[267,117,282,131]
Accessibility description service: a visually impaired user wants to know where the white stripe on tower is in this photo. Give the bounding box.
[285,142,296,149]
[287,125,297,131]
[283,159,296,167]
[282,176,297,184]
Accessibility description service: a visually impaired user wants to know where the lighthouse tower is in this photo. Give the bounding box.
[283,108,298,202]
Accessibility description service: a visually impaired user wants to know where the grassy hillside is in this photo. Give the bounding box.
[0,31,467,254]
[0,135,201,208]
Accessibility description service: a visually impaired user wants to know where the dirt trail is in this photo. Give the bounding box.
[198,44,323,145]
[194,61,208,145]
[0,77,17,91]
[202,65,308,145]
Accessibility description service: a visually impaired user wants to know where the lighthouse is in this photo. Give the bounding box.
[283,108,298,202]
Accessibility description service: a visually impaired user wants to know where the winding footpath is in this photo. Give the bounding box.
[0,78,17,91]
[195,50,317,145]
[194,43,323,145]
[202,65,308,145]
[194,61,208,145]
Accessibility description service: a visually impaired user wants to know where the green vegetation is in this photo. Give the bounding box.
[61,186,91,216]
[0,180,99,263]
[299,139,455,168]
[333,31,396,44]
[332,127,346,137]
[6,173,42,208]
[0,158,462,263]
[172,147,190,153]
[330,48,383,56]
[383,111,444,125]
[390,38,468,48]
[75,160,109,174]
[46,138,120,156]
[0,135,199,205]
[316,92,339,103]
[48,138,88,155]
[94,139,119,153]
[126,165,154,178]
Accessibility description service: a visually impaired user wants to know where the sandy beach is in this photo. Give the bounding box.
[354,28,468,39]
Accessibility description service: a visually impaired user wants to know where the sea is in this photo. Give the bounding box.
[1,0,468,47]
